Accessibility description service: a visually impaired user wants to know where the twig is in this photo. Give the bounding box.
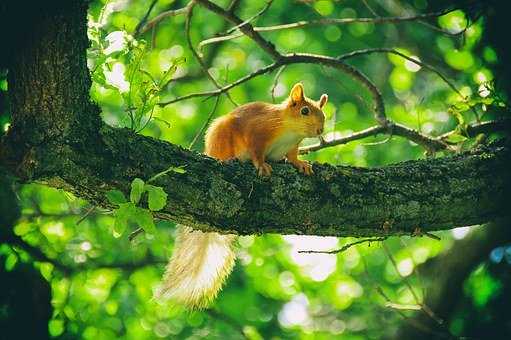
[136,3,192,36]
[424,232,441,241]
[225,0,274,34]
[198,7,458,49]
[362,254,442,337]
[270,65,286,103]
[361,0,379,17]
[159,62,281,106]
[300,125,386,154]
[284,53,389,126]
[376,286,442,336]
[186,3,238,107]
[437,118,511,141]
[298,237,387,254]
[382,243,446,329]
[134,0,159,37]
[189,95,221,149]
[195,0,282,60]
[76,205,96,226]
[338,48,463,97]
[198,0,274,53]
[301,118,509,154]
[382,242,421,303]
[128,227,144,242]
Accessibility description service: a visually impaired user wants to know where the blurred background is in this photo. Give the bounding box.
[1,0,510,339]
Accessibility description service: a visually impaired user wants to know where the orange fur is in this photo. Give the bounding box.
[205,84,327,175]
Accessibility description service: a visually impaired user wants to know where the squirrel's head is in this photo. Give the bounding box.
[284,83,327,138]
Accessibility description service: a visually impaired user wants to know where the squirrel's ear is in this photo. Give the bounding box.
[319,94,328,108]
[290,83,304,103]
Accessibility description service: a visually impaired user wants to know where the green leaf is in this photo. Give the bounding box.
[113,215,127,237]
[106,190,127,205]
[48,319,65,337]
[130,178,145,204]
[134,208,156,234]
[145,185,168,211]
[113,202,136,236]
[446,133,468,143]
[5,253,18,271]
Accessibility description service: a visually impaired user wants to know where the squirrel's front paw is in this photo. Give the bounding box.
[293,160,313,175]
[257,162,273,176]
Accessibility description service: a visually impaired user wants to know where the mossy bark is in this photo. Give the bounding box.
[0,1,509,237]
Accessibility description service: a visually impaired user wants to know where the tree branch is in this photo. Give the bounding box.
[136,2,192,37]
[198,7,457,49]
[1,1,509,240]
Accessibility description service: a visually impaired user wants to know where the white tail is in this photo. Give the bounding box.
[155,226,236,309]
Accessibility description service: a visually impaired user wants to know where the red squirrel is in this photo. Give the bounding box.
[156,83,328,309]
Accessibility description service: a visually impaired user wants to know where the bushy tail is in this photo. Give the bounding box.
[155,226,236,309]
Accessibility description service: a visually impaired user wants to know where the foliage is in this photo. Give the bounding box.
[2,0,510,339]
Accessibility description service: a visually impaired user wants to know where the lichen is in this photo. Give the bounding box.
[207,177,244,218]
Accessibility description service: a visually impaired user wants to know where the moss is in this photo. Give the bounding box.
[207,177,243,218]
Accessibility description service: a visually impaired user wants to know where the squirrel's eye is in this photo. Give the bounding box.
[300,106,310,115]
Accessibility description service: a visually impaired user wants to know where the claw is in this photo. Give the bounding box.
[257,162,272,176]
[293,160,313,175]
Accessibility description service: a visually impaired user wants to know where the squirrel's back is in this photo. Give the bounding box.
[205,102,284,160]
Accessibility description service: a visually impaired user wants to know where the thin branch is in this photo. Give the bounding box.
[391,122,449,151]
[76,205,96,225]
[133,0,159,37]
[302,117,509,154]
[159,62,281,106]
[361,255,444,337]
[225,0,274,34]
[298,237,387,254]
[300,125,385,154]
[382,243,447,329]
[136,3,192,37]
[189,95,221,149]
[166,0,243,86]
[284,53,389,126]
[195,0,282,60]
[198,0,274,53]
[185,3,237,107]
[270,65,286,103]
[438,118,511,140]
[198,7,458,49]
[338,48,463,97]
[361,0,379,17]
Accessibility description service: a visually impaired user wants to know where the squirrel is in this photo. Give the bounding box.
[155,83,328,309]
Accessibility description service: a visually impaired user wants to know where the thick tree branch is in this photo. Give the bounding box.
[1,1,510,240]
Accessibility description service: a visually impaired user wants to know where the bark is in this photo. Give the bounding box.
[0,1,510,238]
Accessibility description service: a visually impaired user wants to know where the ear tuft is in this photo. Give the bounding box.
[319,94,328,108]
[290,83,304,103]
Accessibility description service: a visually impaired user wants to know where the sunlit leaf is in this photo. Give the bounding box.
[106,190,127,205]
[145,185,168,211]
[130,178,145,204]
[134,208,156,234]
